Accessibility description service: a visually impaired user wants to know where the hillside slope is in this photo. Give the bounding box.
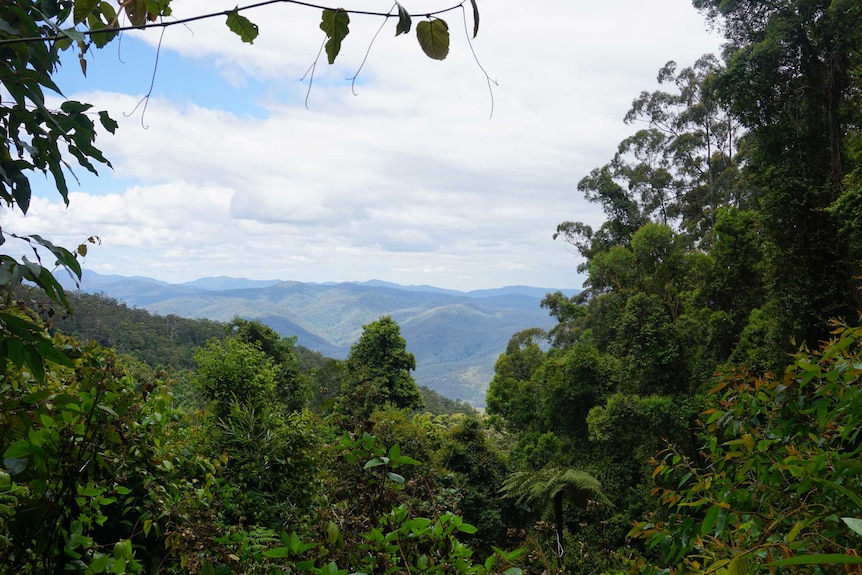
[65,272,578,405]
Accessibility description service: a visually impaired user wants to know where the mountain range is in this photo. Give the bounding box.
[61,272,579,406]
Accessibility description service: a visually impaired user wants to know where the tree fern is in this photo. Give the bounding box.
[500,466,607,564]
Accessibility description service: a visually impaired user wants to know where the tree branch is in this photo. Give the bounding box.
[0,0,467,46]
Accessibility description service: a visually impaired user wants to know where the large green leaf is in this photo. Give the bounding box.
[416,19,449,61]
[226,8,258,44]
[89,3,119,48]
[3,439,33,460]
[767,554,862,566]
[843,517,862,536]
[73,0,99,25]
[320,9,350,64]
[262,547,291,559]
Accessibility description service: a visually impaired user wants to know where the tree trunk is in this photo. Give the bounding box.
[554,492,564,567]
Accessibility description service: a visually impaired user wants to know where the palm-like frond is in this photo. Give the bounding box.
[500,466,608,565]
[500,467,606,519]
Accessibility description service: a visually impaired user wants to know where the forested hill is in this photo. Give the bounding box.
[58,271,578,405]
[49,290,474,416]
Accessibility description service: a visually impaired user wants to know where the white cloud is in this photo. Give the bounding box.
[5,0,722,291]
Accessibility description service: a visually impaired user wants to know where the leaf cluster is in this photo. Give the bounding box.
[631,322,862,573]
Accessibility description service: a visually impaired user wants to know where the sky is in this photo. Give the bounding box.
[2,0,724,292]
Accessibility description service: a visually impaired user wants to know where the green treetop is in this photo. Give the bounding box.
[341,316,424,419]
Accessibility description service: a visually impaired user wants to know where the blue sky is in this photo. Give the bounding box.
[3,0,723,291]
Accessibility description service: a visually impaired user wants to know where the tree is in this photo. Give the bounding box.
[193,335,324,528]
[437,417,512,553]
[553,56,741,274]
[540,291,586,348]
[193,336,277,418]
[500,467,607,567]
[485,328,547,433]
[536,342,608,442]
[622,55,742,237]
[340,316,424,419]
[693,0,862,349]
[230,317,309,411]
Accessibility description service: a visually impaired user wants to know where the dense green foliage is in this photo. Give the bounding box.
[481,1,862,573]
[53,292,226,370]
[630,323,862,573]
[339,316,425,420]
[3,0,862,573]
[0,316,518,574]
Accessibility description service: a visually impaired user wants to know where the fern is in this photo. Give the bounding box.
[500,466,607,565]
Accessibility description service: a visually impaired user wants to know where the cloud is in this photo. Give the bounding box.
[3,0,722,291]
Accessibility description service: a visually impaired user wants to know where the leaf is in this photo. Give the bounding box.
[262,547,291,559]
[226,8,259,44]
[326,521,340,545]
[768,554,862,566]
[3,457,28,475]
[97,403,119,417]
[843,517,862,536]
[41,0,60,18]
[814,478,862,509]
[90,553,110,573]
[73,0,99,24]
[364,456,388,469]
[388,443,401,460]
[10,170,31,214]
[404,518,431,533]
[727,558,745,575]
[416,19,449,61]
[469,0,479,37]
[123,0,148,26]
[89,4,119,48]
[30,234,82,279]
[786,520,805,543]
[99,111,118,134]
[100,1,117,25]
[457,522,478,534]
[320,9,350,64]
[395,2,411,36]
[701,505,720,536]
[3,440,32,460]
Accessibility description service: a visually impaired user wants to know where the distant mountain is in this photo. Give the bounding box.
[352,280,465,297]
[466,285,580,299]
[59,271,204,305]
[182,276,283,291]
[63,271,580,406]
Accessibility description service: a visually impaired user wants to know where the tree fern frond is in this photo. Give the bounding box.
[499,466,606,510]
